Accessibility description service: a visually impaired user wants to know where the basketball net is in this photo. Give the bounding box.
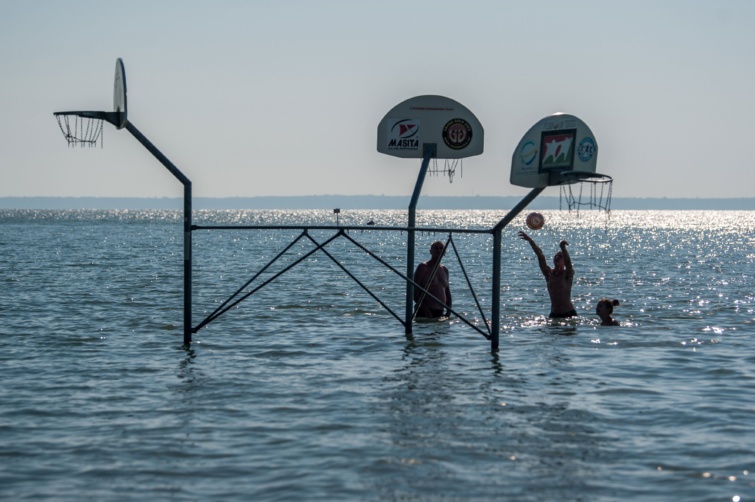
[429,158,463,183]
[559,174,613,215]
[55,114,104,148]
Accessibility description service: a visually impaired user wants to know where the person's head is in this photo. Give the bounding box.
[553,251,564,270]
[430,241,445,258]
[596,298,619,318]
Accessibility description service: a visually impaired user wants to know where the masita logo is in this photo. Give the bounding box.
[387,118,420,150]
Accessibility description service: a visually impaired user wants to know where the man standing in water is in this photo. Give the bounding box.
[413,241,452,319]
[518,231,577,318]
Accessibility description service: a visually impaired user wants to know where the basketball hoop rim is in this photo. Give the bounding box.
[558,171,612,185]
[54,110,123,128]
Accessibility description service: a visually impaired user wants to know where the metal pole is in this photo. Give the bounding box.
[405,143,436,334]
[124,122,193,346]
[490,187,545,352]
[491,230,502,351]
[184,182,192,346]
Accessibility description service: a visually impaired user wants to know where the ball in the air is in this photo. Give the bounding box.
[526,212,545,230]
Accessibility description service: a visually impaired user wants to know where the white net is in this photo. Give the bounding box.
[55,114,104,148]
[429,158,463,183]
[559,174,613,214]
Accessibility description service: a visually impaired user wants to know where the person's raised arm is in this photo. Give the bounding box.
[560,240,574,278]
[519,231,550,278]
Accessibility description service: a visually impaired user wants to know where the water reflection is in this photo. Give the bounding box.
[177,346,197,383]
[372,328,616,499]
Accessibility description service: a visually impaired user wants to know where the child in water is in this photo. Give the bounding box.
[596,298,620,326]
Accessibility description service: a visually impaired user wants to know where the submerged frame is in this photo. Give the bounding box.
[54,63,549,352]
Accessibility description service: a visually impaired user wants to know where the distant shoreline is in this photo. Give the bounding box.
[1,196,754,210]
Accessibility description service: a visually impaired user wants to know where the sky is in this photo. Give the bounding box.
[2,0,754,200]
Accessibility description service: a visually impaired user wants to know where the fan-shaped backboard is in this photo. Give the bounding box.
[377,95,484,160]
[510,113,598,188]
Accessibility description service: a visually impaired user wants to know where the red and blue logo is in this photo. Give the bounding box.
[387,119,420,150]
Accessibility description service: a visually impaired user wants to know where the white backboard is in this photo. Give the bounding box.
[510,113,598,188]
[113,58,128,129]
[377,95,484,160]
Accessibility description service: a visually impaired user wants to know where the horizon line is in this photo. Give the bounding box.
[2,195,754,211]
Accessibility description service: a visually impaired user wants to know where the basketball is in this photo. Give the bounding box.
[525,212,545,230]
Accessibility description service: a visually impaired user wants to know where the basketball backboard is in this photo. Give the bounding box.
[510,113,598,188]
[377,95,484,160]
[113,58,128,129]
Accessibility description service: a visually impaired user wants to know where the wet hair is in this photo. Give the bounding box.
[597,298,620,314]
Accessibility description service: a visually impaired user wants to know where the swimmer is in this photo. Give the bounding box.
[596,298,620,326]
[413,241,452,319]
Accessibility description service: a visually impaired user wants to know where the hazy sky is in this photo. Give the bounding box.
[3,0,754,200]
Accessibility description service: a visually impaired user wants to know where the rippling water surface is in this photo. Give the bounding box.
[1,209,753,501]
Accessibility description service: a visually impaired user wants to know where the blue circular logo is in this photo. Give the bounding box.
[520,140,537,165]
[577,137,595,162]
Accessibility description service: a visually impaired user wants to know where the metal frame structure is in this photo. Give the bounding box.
[54,59,591,352]
[184,141,543,352]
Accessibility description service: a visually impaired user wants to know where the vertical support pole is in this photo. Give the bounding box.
[491,229,502,351]
[491,187,545,352]
[125,122,194,345]
[183,182,192,346]
[405,143,436,334]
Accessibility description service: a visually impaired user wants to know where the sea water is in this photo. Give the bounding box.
[0,209,753,501]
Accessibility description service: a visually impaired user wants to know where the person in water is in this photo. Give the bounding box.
[413,241,452,318]
[596,298,620,326]
[518,231,577,318]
